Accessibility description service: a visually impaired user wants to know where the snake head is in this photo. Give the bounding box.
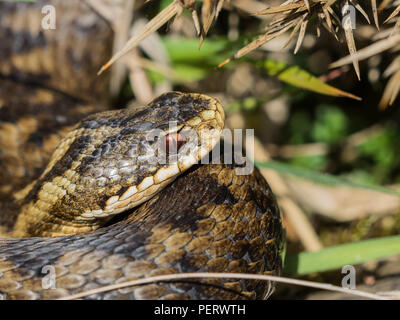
[14,92,225,236]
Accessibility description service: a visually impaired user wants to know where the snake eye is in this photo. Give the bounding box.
[164,133,186,154]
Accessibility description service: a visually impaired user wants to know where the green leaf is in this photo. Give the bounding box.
[284,235,400,276]
[258,60,361,100]
[256,160,400,196]
[162,37,231,64]
[146,37,237,84]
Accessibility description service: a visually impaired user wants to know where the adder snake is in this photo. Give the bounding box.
[0,0,283,300]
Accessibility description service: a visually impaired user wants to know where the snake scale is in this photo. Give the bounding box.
[0,0,284,300]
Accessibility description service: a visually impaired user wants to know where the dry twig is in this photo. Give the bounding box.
[57,272,392,300]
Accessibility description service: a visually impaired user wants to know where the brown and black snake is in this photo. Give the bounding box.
[0,0,284,300]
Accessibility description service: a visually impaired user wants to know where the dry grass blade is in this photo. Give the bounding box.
[192,9,201,35]
[391,18,400,36]
[371,0,379,29]
[350,0,370,24]
[384,5,400,24]
[330,34,400,68]
[321,7,339,40]
[219,0,335,67]
[254,3,304,15]
[379,68,400,109]
[344,26,361,80]
[97,0,182,75]
[216,0,224,18]
[218,21,295,68]
[57,272,392,300]
[282,18,302,49]
[323,6,333,31]
[326,5,341,25]
[383,56,400,77]
[304,0,310,11]
[237,0,376,68]
[341,1,361,80]
[200,0,219,47]
[323,0,338,10]
[294,16,308,53]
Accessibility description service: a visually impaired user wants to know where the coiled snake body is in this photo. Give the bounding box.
[0,0,283,300]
